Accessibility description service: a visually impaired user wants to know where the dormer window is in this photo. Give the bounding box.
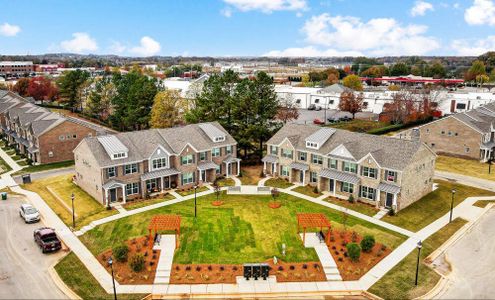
[214,136,225,142]
[306,141,319,149]
[113,152,127,159]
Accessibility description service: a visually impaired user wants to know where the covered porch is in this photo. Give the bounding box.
[102,180,127,206]
[377,182,400,210]
[319,168,360,199]
[262,154,278,176]
[223,155,240,177]
[480,142,494,162]
[290,162,309,185]
[197,161,219,183]
[141,168,180,194]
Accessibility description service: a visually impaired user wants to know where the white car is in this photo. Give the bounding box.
[19,204,40,223]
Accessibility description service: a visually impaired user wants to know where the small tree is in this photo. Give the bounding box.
[276,94,300,124]
[348,194,354,203]
[113,244,129,262]
[361,235,376,253]
[338,91,364,119]
[129,253,145,272]
[214,181,222,201]
[346,243,361,262]
[271,187,280,202]
[342,74,363,91]
[342,211,349,231]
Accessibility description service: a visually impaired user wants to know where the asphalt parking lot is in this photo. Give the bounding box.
[0,195,68,299]
[295,109,378,125]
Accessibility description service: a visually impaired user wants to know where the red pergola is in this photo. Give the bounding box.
[148,215,181,248]
[297,213,331,245]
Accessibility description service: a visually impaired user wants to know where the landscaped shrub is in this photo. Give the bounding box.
[289,265,295,270]
[220,266,225,271]
[278,266,284,271]
[113,244,129,262]
[346,243,361,262]
[185,266,191,271]
[351,231,358,242]
[302,264,308,269]
[232,266,238,271]
[360,235,376,253]
[348,194,355,203]
[129,253,145,272]
[388,208,396,216]
[313,186,319,194]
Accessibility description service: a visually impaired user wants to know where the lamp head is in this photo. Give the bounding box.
[417,240,422,249]
[452,189,456,194]
[108,257,113,265]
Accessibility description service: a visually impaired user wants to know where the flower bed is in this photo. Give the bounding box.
[328,229,391,280]
[211,201,224,206]
[97,236,159,284]
[268,202,282,209]
[170,258,325,284]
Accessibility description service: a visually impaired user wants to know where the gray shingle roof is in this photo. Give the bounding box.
[450,102,495,134]
[267,123,426,171]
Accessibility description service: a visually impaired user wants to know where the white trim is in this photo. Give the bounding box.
[178,142,199,155]
[328,144,355,160]
[277,137,295,149]
[356,152,382,168]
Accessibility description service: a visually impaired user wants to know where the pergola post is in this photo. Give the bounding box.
[326,226,330,245]
[303,226,306,245]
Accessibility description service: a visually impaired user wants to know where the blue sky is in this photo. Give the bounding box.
[1,0,494,57]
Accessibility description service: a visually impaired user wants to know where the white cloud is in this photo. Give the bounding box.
[130,36,161,56]
[109,41,126,54]
[60,32,98,53]
[411,1,434,16]
[264,46,362,57]
[296,13,439,56]
[451,36,495,55]
[221,7,233,17]
[222,0,307,13]
[465,0,495,26]
[0,23,21,37]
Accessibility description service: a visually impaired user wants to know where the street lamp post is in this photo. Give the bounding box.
[108,257,117,300]
[194,185,198,218]
[71,193,75,229]
[449,189,456,223]
[415,240,422,286]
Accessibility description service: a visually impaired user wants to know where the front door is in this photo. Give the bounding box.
[109,188,117,203]
[385,193,394,208]
[164,177,170,189]
[271,163,275,174]
[299,170,304,184]
[227,163,231,176]
[329,179,334,192]
[201,170,206,182]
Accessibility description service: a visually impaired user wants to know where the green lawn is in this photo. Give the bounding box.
[293,185,322,197]
[177,185,209,196]
[239,165,263,185]
[327,119,389,133]
[327,197,379,217]
[80,192,407,265]
[0,155,12,174]
[264,177,294,189]
[215,178,236,187]
[22,175,117,229]
[382,180,495,232]
[436,155,495,181]
[473,200,495,208]
[16,159,28,166]
[123,193,176,210]
[55,252,146,300]
[12,160,74,176]
[369,218,467,299]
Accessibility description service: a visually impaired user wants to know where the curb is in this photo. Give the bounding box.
[48,253,82,300]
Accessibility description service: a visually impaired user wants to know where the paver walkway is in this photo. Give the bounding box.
[227,185,271,195]
[154,235,176,284]
[372,209,389,219]
[301,233,342,281]
[230,176,242,186]
[257,176,271,187]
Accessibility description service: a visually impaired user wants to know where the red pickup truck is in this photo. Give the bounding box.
[34,227,62,253]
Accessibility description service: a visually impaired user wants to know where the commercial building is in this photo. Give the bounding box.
[0,91,113,164]
[73,122,240,206]
[0,61,34,76]
[263,124,435,211]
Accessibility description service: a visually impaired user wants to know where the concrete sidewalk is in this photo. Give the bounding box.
[435,170,495,192]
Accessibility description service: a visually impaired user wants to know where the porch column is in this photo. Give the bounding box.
[274,162,277,175]
[161,177,164,191]
[376,189,380,208]
[105,188,109,206]
[302,170,305,185]
[333,180,336,196]
[224,162,228,177]
[237,160,240,176]
[392,193,397,207]
[122,185,127,203]
[263,161,266,173]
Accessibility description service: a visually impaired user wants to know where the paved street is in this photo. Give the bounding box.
[434,208,495,299]
[434,170,495,192]
[13,167,75,185]
[0,195,68,300]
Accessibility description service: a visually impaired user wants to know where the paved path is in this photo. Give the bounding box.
[372,209,389,219]
[301,233,342,281]
[13,167,75,184]
[0,195,68,299]
[433,208,495,299]
[435,170,495,192]
[231,176,242,186]
[154,235,176,284]
[257,176,271,187]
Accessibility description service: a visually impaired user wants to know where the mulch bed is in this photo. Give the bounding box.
[211,201,224,206]
[328,229,391,280]
[170,258,325,284]
[97,236,160,285]
[268,202,282,209]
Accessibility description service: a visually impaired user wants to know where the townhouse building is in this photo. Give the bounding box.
[0,91,112,164]
[73,122,240,206]
[416,102,495,161]
[263,124,435,211]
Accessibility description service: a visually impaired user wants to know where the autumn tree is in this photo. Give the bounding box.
[276,93,300,124]
[27,76,58,103]
[342,74,363,91]
[149,90,187,128]
[338,91,364,119]
[13,78,30,96]
[465,60,486,81]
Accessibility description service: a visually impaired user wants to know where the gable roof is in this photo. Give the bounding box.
[267,123,427,171]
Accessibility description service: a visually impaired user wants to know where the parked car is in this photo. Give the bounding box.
[314,105,322,111]
[19,203,40,223]
[308,104,316,110]
[339,116,351,122]
[34,227,62,253]
[313,118,325,125]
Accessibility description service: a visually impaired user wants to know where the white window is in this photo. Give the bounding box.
[360,186,376,200]
[281,149,293,159]
[343,162,358,173]
[386,170,397,182]
[311,154,323,165]
[124,163,138,175]
[199,152,207,161]
[182,172,194,185]
[310,171,318,183]
[329,159,338,169]
[58,135,65,141]
[214,136,225,142]
[281,165,290,176]
[126,182,139,195]
[212,147,221,157]
[146,178,158,191]
[341,182,354,193]
[107,167,116,178]
[298,151,307,161]
[225,145,232,155]
[361,166,377,179]
[306,141,318,149]
[181,154,194,165]
[152,157,167,169]
[113,152,126,159]
[270,146,278,155]
[216,166,221,174]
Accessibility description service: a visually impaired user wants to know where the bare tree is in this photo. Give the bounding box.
[276,94,300,124]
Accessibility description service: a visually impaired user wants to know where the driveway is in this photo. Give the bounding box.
[295,109,378,125]
[434,170,495,192]
[0,195,68,299]
[13,167,75,185]
[434,208,495,299]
